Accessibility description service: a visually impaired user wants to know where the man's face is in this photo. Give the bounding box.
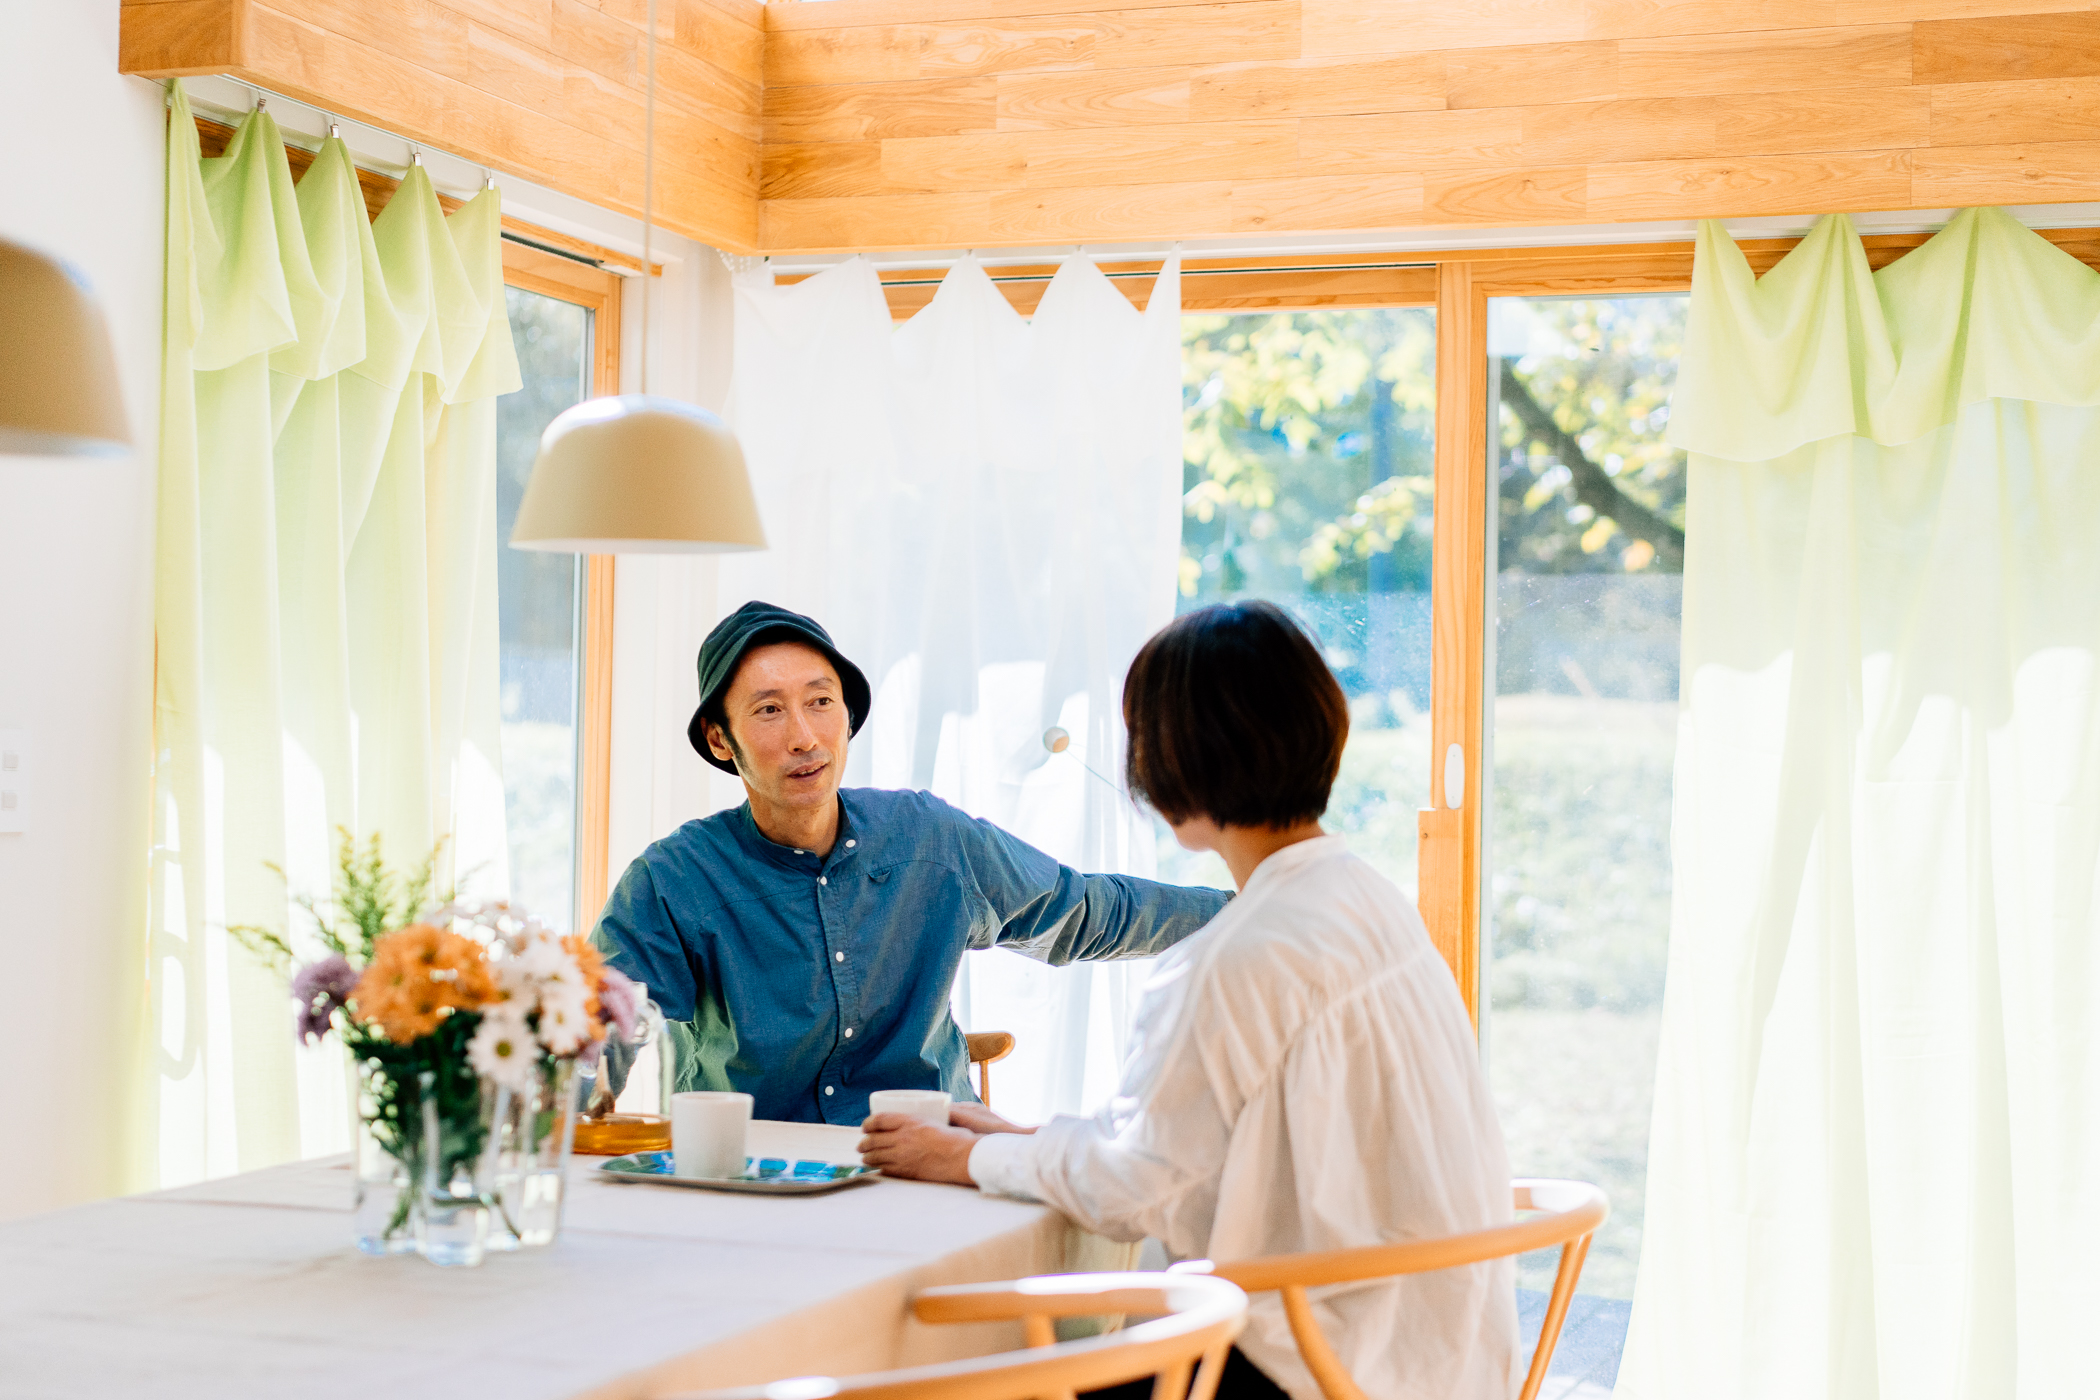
[704,642,850,813]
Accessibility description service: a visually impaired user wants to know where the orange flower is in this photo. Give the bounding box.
[352,923,496,1044]
[562,934,606,1021]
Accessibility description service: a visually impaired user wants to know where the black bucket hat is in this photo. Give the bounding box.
[688,601,871,774]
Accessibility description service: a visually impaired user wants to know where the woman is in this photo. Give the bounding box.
[860,601,1516,1400]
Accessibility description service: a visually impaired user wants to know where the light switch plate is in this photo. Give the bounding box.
[0,729,28,834]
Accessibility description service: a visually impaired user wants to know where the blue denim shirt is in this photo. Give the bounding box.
[592,787,1230,1125]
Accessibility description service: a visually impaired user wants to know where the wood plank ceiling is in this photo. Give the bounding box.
[120,0,2100,254]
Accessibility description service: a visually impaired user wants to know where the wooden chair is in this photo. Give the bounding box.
[1173,1179,1608,1400]
[677,1272,1248,1400]
[966,1031,1016,1108]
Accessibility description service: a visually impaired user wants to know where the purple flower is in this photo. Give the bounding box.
[292,954,358,1045]
[598,967,641,1044]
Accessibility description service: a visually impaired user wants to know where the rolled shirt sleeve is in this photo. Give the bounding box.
[957,809,1230,964]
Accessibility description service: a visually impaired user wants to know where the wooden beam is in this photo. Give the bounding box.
[123,0,763,252]
[120,0,245,77]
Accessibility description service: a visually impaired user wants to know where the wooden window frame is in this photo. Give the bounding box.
[501,240,623,933]
[846,225,2100,1021]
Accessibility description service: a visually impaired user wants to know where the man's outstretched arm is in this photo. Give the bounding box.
[959,808,1230,964]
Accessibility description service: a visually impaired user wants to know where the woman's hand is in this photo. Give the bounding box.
[948,1103,1033,1136]
[857,1113,981,1185]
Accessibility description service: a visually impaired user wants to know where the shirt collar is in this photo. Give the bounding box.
[1239,833,1346,897]
[731,794,861,872]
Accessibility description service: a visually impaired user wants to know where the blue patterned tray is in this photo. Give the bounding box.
[597,1151,880,1195]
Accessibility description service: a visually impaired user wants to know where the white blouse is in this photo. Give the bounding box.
[969,835,1517,1400]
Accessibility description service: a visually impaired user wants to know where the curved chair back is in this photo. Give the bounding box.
[1177,1179,1608,1400]
[678,1272,1247,1400]
[965,1031,1016,1107]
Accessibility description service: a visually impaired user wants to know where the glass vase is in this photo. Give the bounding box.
[350,1057,417,1257]
[483,1058,580,1251]
[413,1066,491,1276]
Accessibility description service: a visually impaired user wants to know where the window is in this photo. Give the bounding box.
[496,241,621,932]
[1162,308,1437,894]
[1485,292,1687,1359]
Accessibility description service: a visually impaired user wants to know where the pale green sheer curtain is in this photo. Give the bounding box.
[149,84,520,1187]
[1622,209,2100,1400]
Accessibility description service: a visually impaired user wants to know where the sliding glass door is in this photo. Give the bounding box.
[1163,308,1438,894]
[1483,292,1688,1360]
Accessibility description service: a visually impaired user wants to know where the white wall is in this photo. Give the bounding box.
[0,3,167,1218]
[0,7,737,1218]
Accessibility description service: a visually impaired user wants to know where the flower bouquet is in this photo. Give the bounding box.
[236,832,646,1267]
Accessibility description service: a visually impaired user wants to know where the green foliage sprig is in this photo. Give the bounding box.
[227,828,448,972]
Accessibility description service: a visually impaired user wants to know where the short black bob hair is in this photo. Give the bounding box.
[1123,600,1349,830]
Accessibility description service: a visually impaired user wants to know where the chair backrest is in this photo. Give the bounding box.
[965,1030,1016,1108]
[1177,1179,1608,1400]
[676,1272,1247,1400]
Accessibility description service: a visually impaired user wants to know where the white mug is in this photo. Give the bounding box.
[671,1090,752,1178]
[866,1088,951,1127]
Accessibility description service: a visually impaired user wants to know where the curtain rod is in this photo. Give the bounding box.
[843,260,1436,288]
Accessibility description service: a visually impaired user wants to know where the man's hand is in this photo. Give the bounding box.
[948,1102,1033,1136]
[857,1113,981,1185]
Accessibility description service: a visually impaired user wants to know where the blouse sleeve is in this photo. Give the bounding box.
[966,956,1230,1244]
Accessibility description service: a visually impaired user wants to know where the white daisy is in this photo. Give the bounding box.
[467,1007,541,1093]
[534,982,594,1056]
[513,929,569,982]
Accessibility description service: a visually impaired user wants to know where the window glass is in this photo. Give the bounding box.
[1162,309,1437,892]
[1486,295,1687,1331]
[495,286,591,927]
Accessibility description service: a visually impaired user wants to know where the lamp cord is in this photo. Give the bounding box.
[641,0,655,396]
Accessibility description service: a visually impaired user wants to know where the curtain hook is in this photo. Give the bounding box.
[326,114,341,139]
[484,168,498,191]
[254,92,267,112]
[409,145,424,167]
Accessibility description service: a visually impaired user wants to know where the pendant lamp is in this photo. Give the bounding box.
[509,0,764,555]
[0,239,130,457]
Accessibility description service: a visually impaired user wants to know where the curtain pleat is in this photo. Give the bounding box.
[720,253,1186,1124]
[147,84,520,1186]
[1621,211,2100,1400]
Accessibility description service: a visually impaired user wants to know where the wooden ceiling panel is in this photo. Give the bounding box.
[119,1,2100,254]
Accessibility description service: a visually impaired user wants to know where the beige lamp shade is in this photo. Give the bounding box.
[0,238,130,456]
[510,395,766,553]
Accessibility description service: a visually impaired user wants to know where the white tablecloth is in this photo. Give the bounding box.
[0,1139,1133,1399]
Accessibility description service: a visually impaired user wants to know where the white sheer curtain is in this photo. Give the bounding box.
[1621,211,2100,1400]
[151,88,517,1185]
[722,253,1186,1122]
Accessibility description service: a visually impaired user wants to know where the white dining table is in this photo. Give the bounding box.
[0,1132,1134,1399]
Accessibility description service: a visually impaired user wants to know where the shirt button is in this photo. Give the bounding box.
[818,876,828,886]
[834,951,845,962]
[824,1086,834,1096]
[843,1027,854,1038]
[845,840,856,849]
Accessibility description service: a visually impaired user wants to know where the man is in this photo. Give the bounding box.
[592,600,1230,1125]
